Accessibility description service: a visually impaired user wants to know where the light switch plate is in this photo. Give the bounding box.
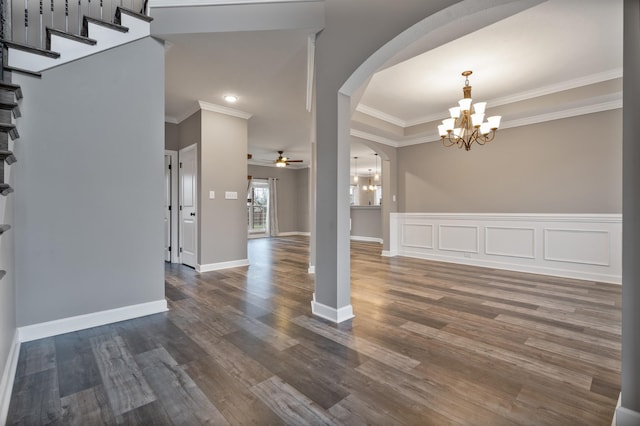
[209,191,215,199]
[225,191,238,200]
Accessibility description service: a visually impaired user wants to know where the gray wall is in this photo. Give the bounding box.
[13,37,166,326]
[165,122,180,151]
[0,165,15,392]
[398,109,622,214]
[620,0,640,421]
[350,207,382,239]
[295,168,310,232]
[179,111,201,150]
[199,110,248,265]
[248,165,309,234]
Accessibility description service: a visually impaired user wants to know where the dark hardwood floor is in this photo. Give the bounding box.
[7,236,621,425]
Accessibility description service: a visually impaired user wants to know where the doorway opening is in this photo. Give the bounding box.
[248,178,269,237]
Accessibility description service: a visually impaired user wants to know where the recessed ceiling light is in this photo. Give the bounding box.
[224,95,238,103]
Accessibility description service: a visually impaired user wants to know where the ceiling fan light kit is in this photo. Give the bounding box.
[275,150,303,167]
[438,71,501,151]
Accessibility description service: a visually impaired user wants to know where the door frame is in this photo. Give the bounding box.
[165,150,179,263]
[178,143,198,267]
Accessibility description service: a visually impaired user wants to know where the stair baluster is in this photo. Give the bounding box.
[49,0,53,28]
[23,0,27,44]
[38,0,42,47]
[65,0,68,31]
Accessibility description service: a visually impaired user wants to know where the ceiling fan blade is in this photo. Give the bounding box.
[285,159,303,163]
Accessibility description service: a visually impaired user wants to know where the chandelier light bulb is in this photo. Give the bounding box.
[449,106,461,119]
[474,102,486,114]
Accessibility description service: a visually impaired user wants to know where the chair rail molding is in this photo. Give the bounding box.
[389,213,622,284]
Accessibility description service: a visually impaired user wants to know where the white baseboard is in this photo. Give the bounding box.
[390,213,622,284]
[311,293,354,323]
[197,259,249,272]
[398,250,621,284]
[308,264,315,274]
[0,331,20,426]
[17,299,168,343]
[350,235,383,243]
[612,393,621,426]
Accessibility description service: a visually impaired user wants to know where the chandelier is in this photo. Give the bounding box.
[437,71,501,151]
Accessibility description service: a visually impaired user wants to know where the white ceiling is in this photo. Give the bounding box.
[162,0,623,171]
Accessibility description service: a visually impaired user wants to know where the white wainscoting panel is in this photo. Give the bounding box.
[389,213,622,284]
[402,224,433,249]
[439,225,479,253]
[485,226,536,259]
[544,229,610,266]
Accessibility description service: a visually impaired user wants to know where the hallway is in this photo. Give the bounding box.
[7,237,621,424]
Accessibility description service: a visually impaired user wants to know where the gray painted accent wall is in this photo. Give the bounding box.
[179,111,201,150]
[398,109,622,214]
[248,165,309,234]
[165,122,180,151]
[199,110,248,266]
[350,207,382,239]
[619,0,640,422]
[13,37,166,326]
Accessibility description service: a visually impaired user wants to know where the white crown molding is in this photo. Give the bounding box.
[165,115,179,124]
[149,0,319,7]
[500,99,622,131]
[198,100,253,120]
[394,97,623,148]
[350,129,399,148]
[355,104,407,128]
[487,68,623,110]
[359,68,623,129]
[175,103,202,124]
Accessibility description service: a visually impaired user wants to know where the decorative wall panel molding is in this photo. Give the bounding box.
[390,213,622,284]
[401,224,433,249]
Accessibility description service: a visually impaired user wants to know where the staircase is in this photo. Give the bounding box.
[0,0,153,280]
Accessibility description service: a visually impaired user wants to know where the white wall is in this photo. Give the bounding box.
[13,37,166,327]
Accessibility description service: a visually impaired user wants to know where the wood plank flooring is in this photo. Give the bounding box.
[7,236,621,425]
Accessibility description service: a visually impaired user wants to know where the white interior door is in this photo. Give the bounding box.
[164,154,171,262]
[179,144,197,268]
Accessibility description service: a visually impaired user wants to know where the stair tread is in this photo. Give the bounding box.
[115,6,154,24]
[0,101,18,109]
[0,121,19,140]
[0,183,13,196]
[82,16,129,37]
[4,66,42,78]
[0,100,21,118]
[2,39,61,59]
[0,150,17,164]
[46,28,97,50]
[0,81,23,99]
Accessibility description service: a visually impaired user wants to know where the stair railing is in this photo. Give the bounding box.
[10,0,146,48]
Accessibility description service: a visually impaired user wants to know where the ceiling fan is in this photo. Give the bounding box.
[275,151,303,167]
